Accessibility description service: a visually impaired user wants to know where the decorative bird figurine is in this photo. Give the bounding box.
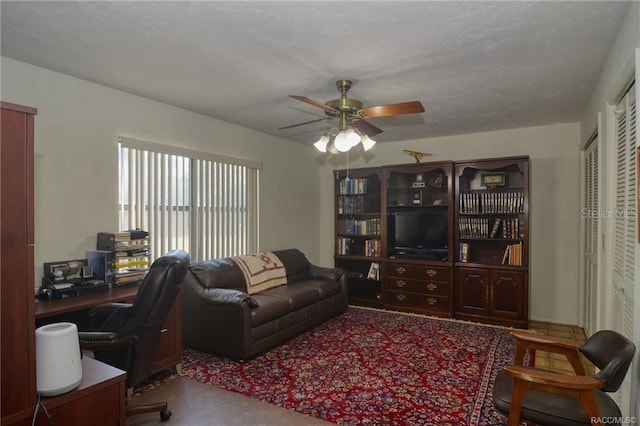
[403,149,432,163]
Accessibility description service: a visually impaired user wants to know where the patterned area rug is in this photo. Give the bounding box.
[178,307,522,425]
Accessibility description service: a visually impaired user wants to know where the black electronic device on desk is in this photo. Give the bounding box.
[39,259,108,299]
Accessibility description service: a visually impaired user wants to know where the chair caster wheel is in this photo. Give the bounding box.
[160,409,172,421]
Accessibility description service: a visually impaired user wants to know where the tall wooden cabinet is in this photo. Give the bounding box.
[334,168,384,307]
[1,102,38,423]
[454,156,529,328]
[334,156,529,327]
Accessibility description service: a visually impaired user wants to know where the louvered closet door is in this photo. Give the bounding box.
[582,136,599,335]
[612,83,636,414]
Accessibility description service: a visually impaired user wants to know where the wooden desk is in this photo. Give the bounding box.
[35,285,140,319]
[35,285,183,375]
[4,357,126,426]
[36,357,126,426]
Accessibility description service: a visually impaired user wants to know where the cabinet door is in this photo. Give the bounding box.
[489,270,525,320]
[1,104,37,421]
[152,296,182,373]
[456,267,489,315]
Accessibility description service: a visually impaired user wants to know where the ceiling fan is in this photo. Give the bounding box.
[279,79,425,152]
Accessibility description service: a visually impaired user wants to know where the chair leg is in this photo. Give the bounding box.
[578,390,603,426]
[126,400,172,421]
[508,380,528,426]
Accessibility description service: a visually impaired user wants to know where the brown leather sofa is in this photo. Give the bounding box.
[181,248,348,360]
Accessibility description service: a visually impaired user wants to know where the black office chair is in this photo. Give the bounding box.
[78,249,190,422]
[493,329,635,426]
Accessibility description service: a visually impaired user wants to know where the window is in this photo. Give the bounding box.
[118,137,260,261]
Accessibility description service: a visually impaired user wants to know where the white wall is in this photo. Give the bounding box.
[0,57,325,285]
[319,123,582,325]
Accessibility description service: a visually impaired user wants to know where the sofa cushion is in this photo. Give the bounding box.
[296,279,343,299]
[265,283,320,311]
[249,293,291,327]
[272,249,310,283]
[190,258,245,291]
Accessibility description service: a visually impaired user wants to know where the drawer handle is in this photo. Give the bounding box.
[396,280,407,288]
[396,266,406,274]
[160,328,168,333]
[426,283,437,291]
[426,269,437,277]
[426,297,437,305]
[396,294,406,301]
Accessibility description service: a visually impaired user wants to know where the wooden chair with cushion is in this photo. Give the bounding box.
[78,249,190,422]
[492,329,635,426]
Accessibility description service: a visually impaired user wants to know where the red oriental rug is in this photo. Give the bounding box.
[177,307,524,425]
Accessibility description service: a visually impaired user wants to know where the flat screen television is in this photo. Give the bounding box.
[388,209,449,260]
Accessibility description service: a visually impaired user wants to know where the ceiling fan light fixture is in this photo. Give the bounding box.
[313,135,329,152]
[333,131,353,152]
[327,139,339,154]
[345,128,361,148]
[361,134,376,151]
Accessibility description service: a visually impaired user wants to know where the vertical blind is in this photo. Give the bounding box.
[118,137,260,261]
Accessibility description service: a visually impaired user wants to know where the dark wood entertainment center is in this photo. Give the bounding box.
[334,156,529,328]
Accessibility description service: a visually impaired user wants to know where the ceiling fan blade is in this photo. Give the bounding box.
[289,95,339,114]
[278,117,332,130]
[351,118,383,136]
[359,101,425,118]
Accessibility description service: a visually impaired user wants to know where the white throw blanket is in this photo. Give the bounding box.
[232,252,287,295]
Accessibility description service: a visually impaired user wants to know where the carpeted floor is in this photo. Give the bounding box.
[161,307,524,425]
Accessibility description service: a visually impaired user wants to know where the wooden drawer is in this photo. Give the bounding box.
[386,277,417,292]
[415,280,449,296]
[414,294,449,311]
[384,290,416,308]
[387,264,448,282]
[414,266,448,282]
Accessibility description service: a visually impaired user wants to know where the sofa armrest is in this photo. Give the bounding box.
[198,287,259,308]
[308,264,346,281]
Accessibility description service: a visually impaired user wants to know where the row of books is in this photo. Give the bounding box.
[459,217,522,239]
[459,191,525,214]
[458,241,523,266]
[336,237,381,257]
[338,218,382,236]
[503,242,523,266]
[338,178,369,195]
[363,239,382,257]
[337,195,368,214]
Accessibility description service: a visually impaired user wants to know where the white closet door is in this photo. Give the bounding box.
[612,83,636,413]
[582,135,599,335]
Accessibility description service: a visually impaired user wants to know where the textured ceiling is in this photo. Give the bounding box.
[0,1,631,146]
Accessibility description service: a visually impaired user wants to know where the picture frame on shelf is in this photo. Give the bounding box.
[481,172,506,188]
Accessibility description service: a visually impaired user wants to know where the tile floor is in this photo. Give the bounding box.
[528,320,594,374]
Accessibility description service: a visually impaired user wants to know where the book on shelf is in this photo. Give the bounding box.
[460,242,469,262]
[367,262,381,280]
[489,218,502,238]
